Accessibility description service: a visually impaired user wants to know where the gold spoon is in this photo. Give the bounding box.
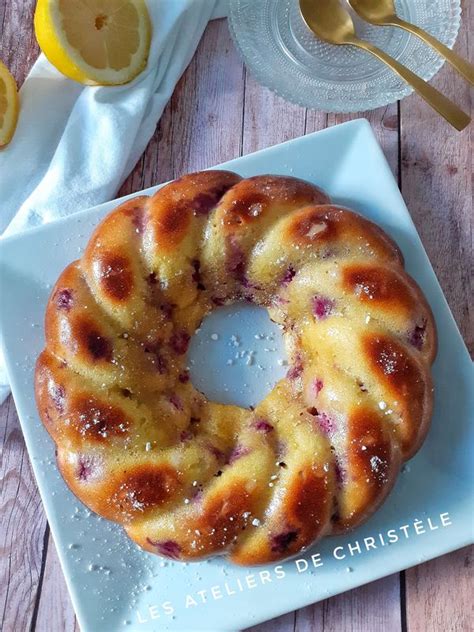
[349,0,474,86]
[299,0,470,131]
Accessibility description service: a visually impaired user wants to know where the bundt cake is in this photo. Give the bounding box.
[35,171,436,565]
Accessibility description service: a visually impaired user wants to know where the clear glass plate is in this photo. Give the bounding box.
[228,0,462,112]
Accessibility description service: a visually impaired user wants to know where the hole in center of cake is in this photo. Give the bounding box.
[188,303,287,408]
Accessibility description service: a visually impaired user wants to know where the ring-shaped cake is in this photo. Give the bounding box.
[35,171,436,565]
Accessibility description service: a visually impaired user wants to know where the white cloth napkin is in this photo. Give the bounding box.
[0,0,229,403]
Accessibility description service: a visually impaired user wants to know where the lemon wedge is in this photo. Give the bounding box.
[34,0,152,86]
[0,61,19,148]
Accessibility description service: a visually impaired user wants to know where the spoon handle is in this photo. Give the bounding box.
[349,38,470,131]
[390,17,474,86]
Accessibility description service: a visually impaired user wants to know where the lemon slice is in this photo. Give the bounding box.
[0,61,19,148]
[34,0,152,86]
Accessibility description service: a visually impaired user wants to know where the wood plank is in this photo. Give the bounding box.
[402,1,473,626]
[35,535,78,632]
[0,3,46,631]
[296,575,401,631]
[0,0,39,86]
[166,19,245,177]
[405,546,473,632]
[400,1,473,628]
[242,73,321,154]
[0,396,48,632]
[399,0,473,354]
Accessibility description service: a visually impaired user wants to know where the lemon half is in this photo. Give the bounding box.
[34,0,152,86]
[0,61,19,148]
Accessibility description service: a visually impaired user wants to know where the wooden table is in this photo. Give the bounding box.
[0,1,472,630]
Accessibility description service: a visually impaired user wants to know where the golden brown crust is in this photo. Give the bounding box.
[147,170,241,251]
[363,334,433,458]
[332,406,402,533]
[285,204,403,263]
[342,263,437,364]
[35,171,436,566]
[231,468,333,565]
[217,175,329,231]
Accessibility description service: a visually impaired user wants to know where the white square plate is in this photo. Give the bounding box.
[0,119,472,632]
